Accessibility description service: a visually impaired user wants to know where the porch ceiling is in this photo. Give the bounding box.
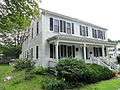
[47,35,117,46]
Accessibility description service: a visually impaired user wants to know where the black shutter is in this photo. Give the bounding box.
[60,20,62,32]
[50,44,53,58]
[50,18,53,31]
[86,27,88,36]
[72,45,75,57]
[63,21,66,33]
[72,23,74,34]
[80,25,82,35]
[37,22,39,35]
[36,46,39,59]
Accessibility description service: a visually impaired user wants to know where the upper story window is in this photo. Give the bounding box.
[92,28,97,38]
[36,22,39,35]
[60,20,67,33]
[67,22,71,34]
[80,25,88,36]
[54,19,59,32]
[92,28,105,39]
[50,18,53,31]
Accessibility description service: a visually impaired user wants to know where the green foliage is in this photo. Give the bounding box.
[0,0,40,33]
[14,59,35,71]
[56,58,114,85]
[33,66,48,75]
[41,78,65,90]
[24,69,35,80]
[56,58,86,84]
[1,44,22,59]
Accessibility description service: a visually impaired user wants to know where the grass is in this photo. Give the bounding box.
[0,64,120,90]
[74,79,120,90]
[0,64,49,90]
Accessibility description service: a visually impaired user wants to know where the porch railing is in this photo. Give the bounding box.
[85,57,120,71]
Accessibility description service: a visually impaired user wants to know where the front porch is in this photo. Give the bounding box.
[47,35,116,61]
[47,35,119,71]
[49,42,107,60]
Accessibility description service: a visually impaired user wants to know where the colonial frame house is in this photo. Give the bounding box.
[20,9,117,70]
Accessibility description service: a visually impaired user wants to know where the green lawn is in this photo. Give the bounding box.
[0,65,120,90]
[74,78,120,90]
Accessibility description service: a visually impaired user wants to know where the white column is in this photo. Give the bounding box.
[83,44,86,60]
[55,41,59,60]
[102,45,105,57]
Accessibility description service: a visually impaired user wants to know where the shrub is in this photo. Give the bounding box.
[55,58,114,85]
[56,58,86,84]
[41,78,65,90]
[33,66,48,75]
[24,69,35,80]
[83,64,113,83]
[14,59,35,71]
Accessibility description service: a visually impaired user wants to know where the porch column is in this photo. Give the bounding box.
[55,41,59,60]
[83,44,86,60]
[102,45,105,57]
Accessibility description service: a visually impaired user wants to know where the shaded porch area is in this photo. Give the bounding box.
[47,35,116,61]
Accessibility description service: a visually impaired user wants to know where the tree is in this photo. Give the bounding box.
[0,0,40,33]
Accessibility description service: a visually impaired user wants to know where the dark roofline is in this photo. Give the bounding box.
[41,8,108,31]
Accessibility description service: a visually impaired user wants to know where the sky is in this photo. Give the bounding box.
[41,0,120,40]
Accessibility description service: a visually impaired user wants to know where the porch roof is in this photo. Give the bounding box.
[47,35,117,46]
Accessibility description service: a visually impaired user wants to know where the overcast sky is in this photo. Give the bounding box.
[41,0,120,40]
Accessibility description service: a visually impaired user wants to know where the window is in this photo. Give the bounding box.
[67,22,71,34]
[36,46,39,59]
[50,18,53,31]
[50,44,55,58]
[92,29,97,38]
[72,23,74,34]
[54,19,59,32]
[80,25,88,36]
[93,29,106,39]
[37,22,39,35]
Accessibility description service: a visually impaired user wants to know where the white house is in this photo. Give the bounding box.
[108,42,120,58]
[20,9,117,70]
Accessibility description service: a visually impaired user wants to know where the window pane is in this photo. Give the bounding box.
[50,18,53,31]
[54,19,59,32]
[67,22,71,34]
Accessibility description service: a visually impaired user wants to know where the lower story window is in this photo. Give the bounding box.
[50,44,75,59]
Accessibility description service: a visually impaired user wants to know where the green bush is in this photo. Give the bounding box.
[14,59,35,71]
[24,69,35,80]
[41,78,65,90]
[55,58,114,84]
[33,66,48,75]
[56,58,86,84]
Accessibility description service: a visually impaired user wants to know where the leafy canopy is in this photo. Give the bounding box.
[0,0,40,33]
